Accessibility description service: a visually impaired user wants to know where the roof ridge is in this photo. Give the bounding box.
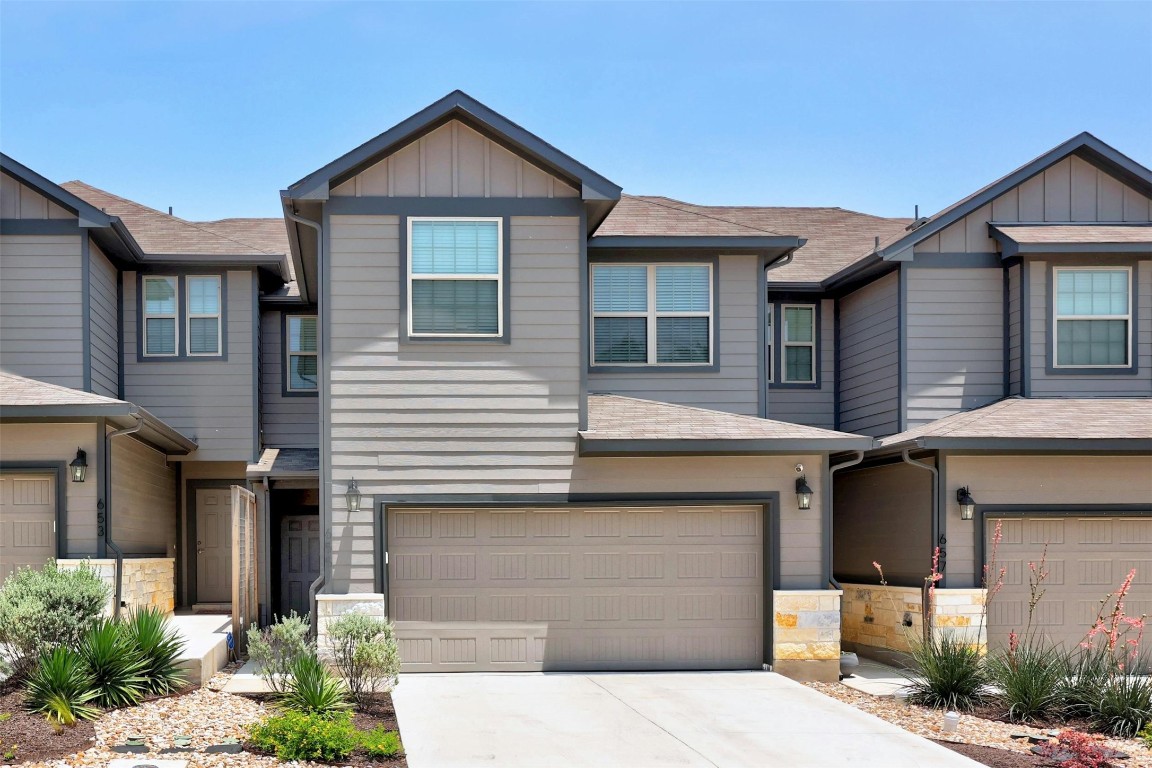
[631,196,788,237]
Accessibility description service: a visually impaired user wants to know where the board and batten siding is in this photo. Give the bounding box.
[88,239,119,398]
[838,271,900,436]
[330,120,579,200]
[260,310,319,449]
[588,255,759,417]
[904,267,1004,428]
[122,270,257,461]
[0,174,76,220]
[1007,263,1022,396]
[915,155,1152,256]
[0,233,85,389]
[110,432,176,555]
[0,422,99,557]
[767,299,836,430]
[1026,259,1152,396]
[327,214,582,591]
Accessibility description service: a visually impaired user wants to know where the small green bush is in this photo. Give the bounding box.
[247,611,312,695]
[124,606,186,694]
[77,618,147,708]
[326,612,401,709]
[361,725,403,758]
[905,634,987,711]
[248,710,359,762]
[986,639,1067,722]
[0,561,108,677]
[280,652,351,715]
[1139,720,1152,748]
[1090,673,1152,738]
[24,647,100,726]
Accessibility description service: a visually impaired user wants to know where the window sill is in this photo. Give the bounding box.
[589,364,719,374]
[1044,365,1138,376]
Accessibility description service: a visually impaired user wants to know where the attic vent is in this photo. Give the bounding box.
[905,204,929,231]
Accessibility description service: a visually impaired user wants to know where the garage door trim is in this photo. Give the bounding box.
[0,462,67,560]
[375,492,780,669]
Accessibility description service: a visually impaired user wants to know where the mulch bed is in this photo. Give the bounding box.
[935,741,1047,767]
[0,680,96,765]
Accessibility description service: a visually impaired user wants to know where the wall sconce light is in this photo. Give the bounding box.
[69,448,88,483]
[795,476,814,510]
[956,486,976,520]
[345,478,362,513]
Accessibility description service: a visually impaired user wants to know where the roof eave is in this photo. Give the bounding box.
[876,436,1152,453]
[1,403,196,455]
[578,435,875,456]
[589,235,805,252]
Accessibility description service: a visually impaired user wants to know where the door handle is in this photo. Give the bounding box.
[197,548,204,554]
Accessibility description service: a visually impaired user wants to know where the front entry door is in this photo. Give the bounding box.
[0,474,56,579]
[280,515,321,618]
[195,488,232,603]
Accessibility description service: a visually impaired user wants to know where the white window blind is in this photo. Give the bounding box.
[1054,268,1131,367]
[409,219,502,336]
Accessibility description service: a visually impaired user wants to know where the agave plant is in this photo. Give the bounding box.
[123,606,187,694]
[24,647,100,726]
[279,652,351,715]
[78,618,147,708]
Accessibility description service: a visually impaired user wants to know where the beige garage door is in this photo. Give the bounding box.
[987,516,1151,655]
[0,474,57,580]
[388,505,765,672]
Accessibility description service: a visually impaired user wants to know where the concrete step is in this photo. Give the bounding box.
[169,612,232,687]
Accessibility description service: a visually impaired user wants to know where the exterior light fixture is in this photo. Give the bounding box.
[345,478,362,513]
[795,476,814,510]
[956,486,976,520]
[69,448,88,483]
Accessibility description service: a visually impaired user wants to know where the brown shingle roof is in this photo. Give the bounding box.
[197,217,291,256]
[877,397,1152,448]
[0,371,126,407]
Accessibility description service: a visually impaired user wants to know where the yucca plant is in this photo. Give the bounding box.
[124,606,187,694]
[904,634,988,711]
[279,652,351,715]
[986,638,1068,722]
[78,618,147,708]
[1091,673,1152,737]
[24,647,100,726]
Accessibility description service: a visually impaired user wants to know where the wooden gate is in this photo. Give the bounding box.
[230,485,258,655]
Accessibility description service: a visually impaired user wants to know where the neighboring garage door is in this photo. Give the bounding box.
[388,505,765,672]
[986,515,1151,653]
[0,474,57,580]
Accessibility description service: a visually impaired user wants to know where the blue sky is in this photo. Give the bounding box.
[2,1,1149,221]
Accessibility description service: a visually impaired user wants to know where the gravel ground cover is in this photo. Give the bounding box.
[806,681,1152,768]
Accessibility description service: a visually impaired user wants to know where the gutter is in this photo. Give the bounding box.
[105,412,143,620]
[825,450,865,589]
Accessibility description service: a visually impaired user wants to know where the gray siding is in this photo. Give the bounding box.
[0,174,75,219]
[1007,263,1022,396]
[260,310,319,448]
[110,433,176,555]
[833,461,932,587]
[905,267,1004,427]
[837,272,900,436]
[88,239,119,398]
[328,214,582,591]
[1027,258,1152,396]
[766,299,836,429]
[0,234,85,388]
[588,254,759,417]
[123,270,257,460]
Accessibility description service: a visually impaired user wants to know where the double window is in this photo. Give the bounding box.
[766,303,817,384]
[1053,267,1131,368]
[591,263,713,366]
[408,218,502,338]
[286,315,318,392]
[142,275,222,358]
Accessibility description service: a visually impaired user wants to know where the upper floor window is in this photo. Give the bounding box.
[139,273,225,360]
[143,276,179,356]
[765,303,817,385]
[286,315,318,392]
[591,263,713,366]
[1054,268,1131,368]
[408,218,502,337]
[187,276,222,355]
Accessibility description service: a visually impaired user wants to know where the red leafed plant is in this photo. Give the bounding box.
[1035,729,1115,768]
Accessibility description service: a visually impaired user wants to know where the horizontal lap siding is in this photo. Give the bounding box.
[123,270,256,460]
[110,433,176,555]
[1007,264,1022,396]
[905,268,1004,427]
[767,299,836,429]
[260,311,319,448]
[0,234,85,388]
[329,215,582,591]
[587,255,759,416]
[89,240,119,398]
[838,272,899,436]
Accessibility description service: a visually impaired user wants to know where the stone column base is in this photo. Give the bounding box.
[772,589,842,683]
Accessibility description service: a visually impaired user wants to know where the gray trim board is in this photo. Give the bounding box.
[578,436,875,456]
[0,219,83,236]
[116,270,125,399]
[0,462,69,560]
[1002,266,1010,398]
[758,255,769,418]
[897,264,908,432]
[82,236,92,393]
[327,197,584,217]
[882,437,1152,452]
[1022,260,1032,396]
[1044,260,1140,376]
[134,271,230,362]
[578,207,590,431]
[907,253,1003,268]
[252,272,260,462]
[589,235,804,251]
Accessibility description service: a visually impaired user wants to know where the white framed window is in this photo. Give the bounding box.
[286,315,318,392]
[142,276,178,356]
[407,218,503,337]
[781,304,816,383]
[186,276,222,356]
[1053,267,1131,368]
[591,263,713,366]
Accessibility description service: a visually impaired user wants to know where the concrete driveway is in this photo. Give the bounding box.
[392,671,981,767]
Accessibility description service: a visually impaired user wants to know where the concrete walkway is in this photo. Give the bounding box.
[392,671,981,768]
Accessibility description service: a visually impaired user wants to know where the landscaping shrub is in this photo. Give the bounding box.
[77,619,147,708]
[986,637,1067,722]
[23,647,100,726]
[1139,720,1152,748]
[280,652,351,715]
[326,612,401,709]
[123,606,187,694]
[247,611,312,695]
[1060,646,1114,720]
[248,710,359,762]
[360,725,403,758]
[1089,673,1152,738]
[0,561,108,677]
[905,634,987,711]
[1035,729,1114,768]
